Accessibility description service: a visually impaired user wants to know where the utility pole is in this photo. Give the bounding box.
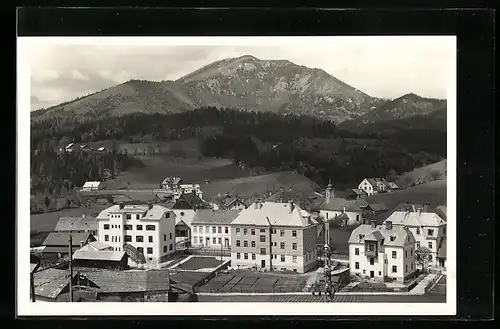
[322,244,336,302]
[68,234,73,303]
[30,272,36,302]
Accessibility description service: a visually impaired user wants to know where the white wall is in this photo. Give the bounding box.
[402,225,444,267]
[173,209,196,227]
[192,223,232,248]
[231,252,310,273]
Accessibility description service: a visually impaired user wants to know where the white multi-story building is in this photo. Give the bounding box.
[384,205,447,268]
[96,203,176,266]
[348,220,416,283]
[229,200,318,273]
[191,210,241,249]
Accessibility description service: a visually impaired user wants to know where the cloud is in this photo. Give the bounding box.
[26,37,455,109]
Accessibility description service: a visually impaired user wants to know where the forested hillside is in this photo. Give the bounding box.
[31,107,446,190]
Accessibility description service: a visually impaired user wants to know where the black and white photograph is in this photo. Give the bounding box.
[18,35,456,316]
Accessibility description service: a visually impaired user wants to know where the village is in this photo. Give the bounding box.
[30,159,448,303]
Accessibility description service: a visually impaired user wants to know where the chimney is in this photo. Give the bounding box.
[119,202,125,210]
[80,241,84,248]
[254,199,261,210]
[288,200,294,213]
[386,221,392,230]
[370,220,377,228]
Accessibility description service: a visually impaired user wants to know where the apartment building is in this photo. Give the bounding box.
[191,210,241,248]
[96,203,176,266]
[348,220,416,283]
[229,200,318,273]
[383,204,447,268]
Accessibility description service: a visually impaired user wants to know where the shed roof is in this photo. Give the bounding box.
[54,216,98,232]
[73,249,127,262]
[42,232,93,247]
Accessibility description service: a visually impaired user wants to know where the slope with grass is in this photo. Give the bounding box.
[395,160,447,188]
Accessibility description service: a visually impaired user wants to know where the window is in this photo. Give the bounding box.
[272,229,276,234]
[146,225,155,231]
[243,240,248,247]
[126,214,131,220]
[405,250,408,258]
[427,229,434,236]
[193,226,198,233]
[149,236,153,243]
[199,226,204,233]
[370,258,374,265]
[416,228,420,235]
[410,248,413,256]
[416,241,421,248]
[137,247,143,254]
[244,253,248,260]
[164,234,166,241]
[280,255,285,262]
[104,224,109,230]
[136,236,143,242]
[236,228,241,235]
[392,265,397,273]
[363,269,366,274]
[428,242,433,249]
[124,225,132,230]
[236,253,241,259]
[112,236,115,242]
[411,262,414,270]
[163,245,168,252]
[390,236,396,242]
[147,247,153,254]
[225,227,229,234]
[280,242,285,249]
[355,248,359,255]
[236,240,241,247]
[378,271,382,276]
[292,230,297,238]
[392,251,397,259]
[169,233,172,239]
[260,248,266,255]
[218,227,222,234]
[292,243,297,250]
[259,229,265,233]
[104,235,109,241]
[292,256,297,263]
[405,264,408,272]
[193,237,198,244]
[180,212,185,216]
[258,235,265,243]
[205,226,209,232]
[443,227,446,235]
[212,227,216,234]
[252,254,256,260]
[169,244,173,251]
[368,244,375,251]
[125,235,132,242]
[243,228,248,235]
[212,238,216,244]
[280,230,285,237]
[166,212,170,218]
[136,225,143,231]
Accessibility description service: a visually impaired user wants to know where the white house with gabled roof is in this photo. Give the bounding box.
[358,178,389,196]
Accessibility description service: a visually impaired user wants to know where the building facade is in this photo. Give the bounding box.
[348,220,416,283]
[191,210,241,248]
[358,178,389,196]
[96,203,176,266]
[229,201,318,273]
[383,206,447,268]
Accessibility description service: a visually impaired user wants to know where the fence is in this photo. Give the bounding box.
[424,273,443,294]
[183,247,231,257]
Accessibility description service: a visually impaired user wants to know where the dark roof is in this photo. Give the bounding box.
[42,232,94,247]
[191,209,241,225]
[83,270,171,293]
[33,269,71,299]
[363,203,388,212]
[351,189,367,195]
[54,216,98,232]
[336,213,350,220]
[321,198,368,212]
[393,203,436,213]
[56,290,99,302]
[173,193,210,210]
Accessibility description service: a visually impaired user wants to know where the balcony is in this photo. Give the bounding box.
[365,249,377,258]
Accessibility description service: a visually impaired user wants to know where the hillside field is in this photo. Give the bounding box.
[395,159,447,187]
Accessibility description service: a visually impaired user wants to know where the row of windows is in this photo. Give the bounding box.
[354,262,415,273]
[105,235,121,243]
[109,213,171,220]
[235,240,299,250]
[193,236,230,245]
[354,247,415,258]
[193,226,229,234]
[103,224,156,231]
[236,253,300,263]
[162,244,174,252]
[235,228,298,238]
[415,241,434,249]
[104,234,171,243]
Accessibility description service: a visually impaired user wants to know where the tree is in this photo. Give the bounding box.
[429,169,442,181]
[415,247,432,273]
[386,168,398,182]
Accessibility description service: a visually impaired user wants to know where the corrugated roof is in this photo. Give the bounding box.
[42,232,93,247]
[384,211,446,227]
[73,249,126,262]
[230,202,313,227]
[83,270,171,293]
[321,198,368,212]
[54,216,98,232]
[191,209,241,225]
[348,224,415,247]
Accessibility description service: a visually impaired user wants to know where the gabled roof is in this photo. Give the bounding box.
[363,203,388,212]
[30,263,40,274]
[388,182,399,188]
[191,209,241,225]
[83,181,102,188]
[337,213,350,221]
[321,198,368,212]
[97,204,173,221]
[162,177,182,185]
[364,178,388,186]
[393,203,436,213]
[364,231,385,241]
[230,202,315,227]
[97,146,108,151]
[385,211,446,227]
[65,143,74,149]
[54,216,98,232]
[348,224,415,247]
[82,270,171,293]
[33,269,71,299]
[172,193,210,210]
[73,249,127,262]
[42,232,94,247]
[351,189,367,196]
[435,205,447,220]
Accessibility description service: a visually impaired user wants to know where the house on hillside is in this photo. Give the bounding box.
[229,200,319,273]
[161,177,183,190]
[265,189,315,211]
[358,178,389,196]
[213,193,248,211]
[348,220,417,283]
[387,182,400,191]
[96,203,177,266]
[41,232,96,261]
[349,189,368,200]
[97,146,109,153]
[383,205,447,268]
[82,181,106,191]
[54,215,98,236]
[191,209,241,249]
[176,184,203,201]
[172,193,212,243]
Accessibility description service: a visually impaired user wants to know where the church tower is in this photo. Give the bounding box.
[325,178,334,203]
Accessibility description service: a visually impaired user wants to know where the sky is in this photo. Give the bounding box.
[25,36,456,111]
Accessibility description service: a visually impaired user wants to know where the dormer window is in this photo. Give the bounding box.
[358,234,365,239]
[390,235,396,242]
